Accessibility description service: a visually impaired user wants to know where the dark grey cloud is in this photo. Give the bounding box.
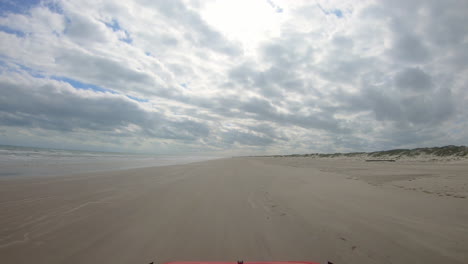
[361,87,402,122]
[380,0,468,47]
[261,38,314,67]
[318,56,375,84]
[377,0,468,67]
[389,33,430,63]
[394,68,432,91]
[331,35,354,49]
[222,130,274,146]
[53,51,173,96]
[64,13,108,43]
[337,83,455,126]
[186,95,348,134]
[0,77,209,141]
[228,62,308,98]
[240,97,277,117]
[145,119,210,141]
[238,97,348,133]
[0,80,147,132]
[55,52,149,84]
[377,124,447,149]
[246,123,288,141]
[422,3,468,48]
[244,34,317,95]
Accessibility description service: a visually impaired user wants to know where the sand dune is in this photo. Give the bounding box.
[0,158,467,264]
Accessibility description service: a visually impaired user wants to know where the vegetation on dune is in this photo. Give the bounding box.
[264,145,468,159]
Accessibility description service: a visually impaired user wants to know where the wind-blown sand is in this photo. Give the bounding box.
[0,157,467,264]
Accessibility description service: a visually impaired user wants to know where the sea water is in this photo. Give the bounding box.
[0,145,218,177]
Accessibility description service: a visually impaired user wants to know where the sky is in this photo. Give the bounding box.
[0,0,467,155]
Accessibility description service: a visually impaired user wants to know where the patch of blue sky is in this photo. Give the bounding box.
[1,61,46,78]
[0,60,7,74]
[331,9,343,18]
[103,19,133,44]
[0,25,26,37]
[18,64,45,78]
[104,19,122,32]
[317,4,344,18]
[51,76,116,94]
[0,0,62,16]
[127,95,149,102]
[266,0,283,13]
[44,1,63,14]
[120,33,133,44]
[1,60,147,103]
[52,76,148,102]
[0,0,41,15]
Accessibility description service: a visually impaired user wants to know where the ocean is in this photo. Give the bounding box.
[0,145,218,177]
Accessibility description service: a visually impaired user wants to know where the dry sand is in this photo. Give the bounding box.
[0,157,467,264]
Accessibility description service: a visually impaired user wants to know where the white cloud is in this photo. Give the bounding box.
[0,0,467,154]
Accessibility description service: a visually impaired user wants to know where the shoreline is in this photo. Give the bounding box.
[0,155,222,178]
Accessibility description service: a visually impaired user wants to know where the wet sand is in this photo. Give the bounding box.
[0,157,467,264]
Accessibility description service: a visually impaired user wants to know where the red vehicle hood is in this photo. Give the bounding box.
[165,261,319,264]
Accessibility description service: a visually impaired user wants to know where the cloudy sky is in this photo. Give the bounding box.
[0,0,467,155]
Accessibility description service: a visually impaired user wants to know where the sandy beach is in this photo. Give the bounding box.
[0,157,467,264]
